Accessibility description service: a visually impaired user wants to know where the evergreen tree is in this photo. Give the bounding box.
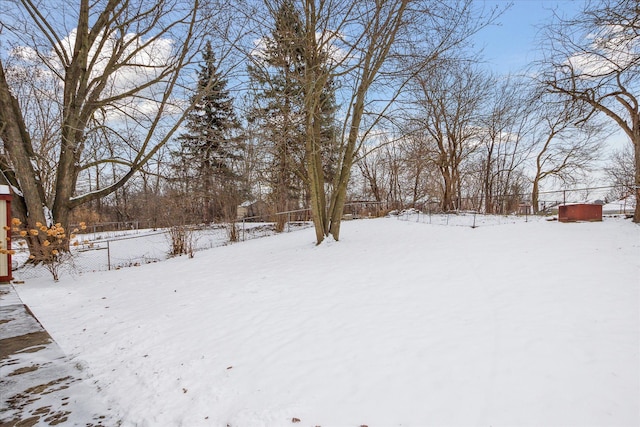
[248,0,337,231]
[175,41,243,223]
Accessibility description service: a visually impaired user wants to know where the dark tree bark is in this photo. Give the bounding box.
[0,0,205,256]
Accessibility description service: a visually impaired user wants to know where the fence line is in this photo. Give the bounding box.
[12,209,528,280]
[11,216,313,280]
[61,185,631,235]
[10,194,634,281]
[367,184,633,215]
[392,209,533,228]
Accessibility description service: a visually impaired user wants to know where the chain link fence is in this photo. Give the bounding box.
[11,219,312,281]
[391,209,536,228]
[377,185,634,217]
[11,203,378,280]
[9,193,635,281]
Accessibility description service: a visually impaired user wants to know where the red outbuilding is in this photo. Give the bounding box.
[558,203,603,223]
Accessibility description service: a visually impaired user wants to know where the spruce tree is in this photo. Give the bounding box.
[248,0,337,231]
[176,41,243,223]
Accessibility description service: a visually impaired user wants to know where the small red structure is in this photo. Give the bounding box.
[0,185,12,283]
[558,203,602,223]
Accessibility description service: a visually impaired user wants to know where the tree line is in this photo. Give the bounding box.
[0,0,637,257]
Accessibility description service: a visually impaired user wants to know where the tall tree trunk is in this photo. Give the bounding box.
[51,0,92,241]
[440,165,454,212]
[306,115,327,243]
[303,2,329,244]
[275,146,289,233]
[484,148,494,214]
[328,87,367,241]
[412,164,422,206]
[531,179,540,214]
[0,61,49,254]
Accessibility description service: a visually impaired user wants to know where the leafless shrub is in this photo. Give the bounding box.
[168,225,195,258]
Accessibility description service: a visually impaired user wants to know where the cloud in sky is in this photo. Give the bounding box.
[8,27,183,124]
[568,24,639,77]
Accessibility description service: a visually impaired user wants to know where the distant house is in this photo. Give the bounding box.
[517,203,532,215]
[601,196,636,216]
[237,200,270,221]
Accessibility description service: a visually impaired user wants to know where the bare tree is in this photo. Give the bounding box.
[0,54,61,205]
[539,0,640,222]
[477,76,533,214]
[296,0,499,243]
[411,60,491,212]
[528,96,602,213]
[399,131,439,208]
[0,0,209,255]
[605,144,636,201]
[357,147,387,204]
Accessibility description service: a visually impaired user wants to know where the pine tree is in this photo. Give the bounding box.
[175,41,243,223]
[248,0,337,231]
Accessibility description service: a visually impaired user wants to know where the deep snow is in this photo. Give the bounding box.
[9,216,640,426]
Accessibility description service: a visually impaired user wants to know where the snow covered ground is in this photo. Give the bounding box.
[10,215,640,426]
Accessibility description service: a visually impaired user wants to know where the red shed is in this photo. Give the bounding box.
[558,203,603,223]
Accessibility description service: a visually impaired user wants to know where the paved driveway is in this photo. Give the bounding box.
[0,285,118,426]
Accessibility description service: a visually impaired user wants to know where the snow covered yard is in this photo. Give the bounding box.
[12,217,640,427]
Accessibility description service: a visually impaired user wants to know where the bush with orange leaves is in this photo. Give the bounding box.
[10,218,87,281]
